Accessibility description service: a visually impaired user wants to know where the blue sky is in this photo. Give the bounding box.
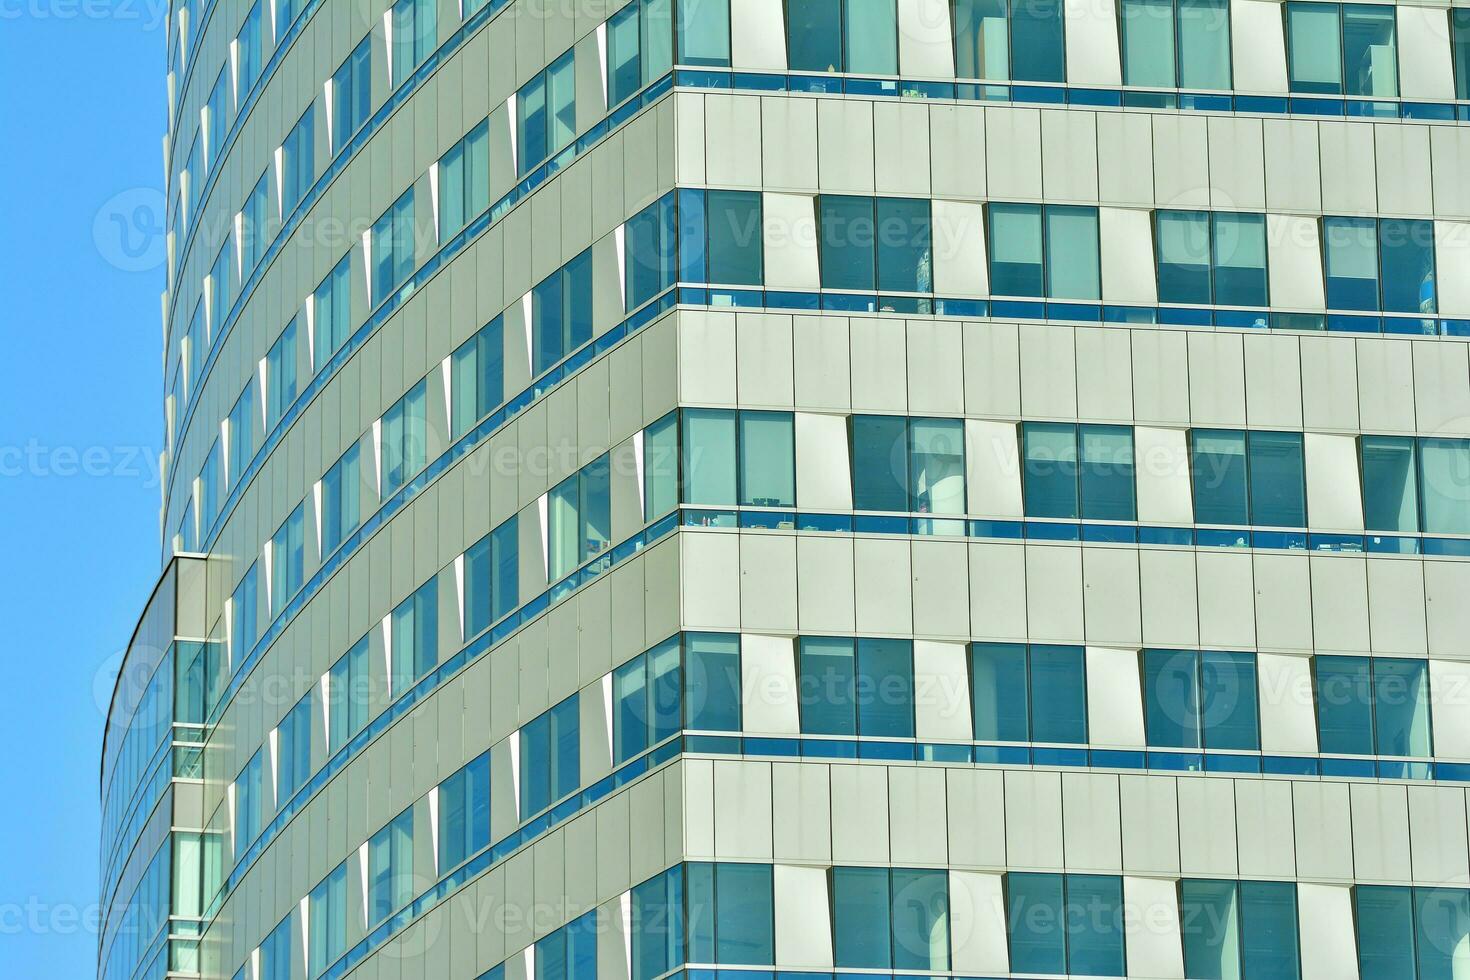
[0,5,167,975]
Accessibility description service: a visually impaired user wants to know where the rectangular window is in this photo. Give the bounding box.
[877,197,933,294]
[1009,0,1065,81]
[1212,212,1269,307]
[380,380,427,498]
[1419,438,1470,534]
[231,563,259,658]
[952,0,1010,79]
[389,576,438,690]
[331,37,372,154]
[328,636,372,752]
[307,864,347,975]
[910,418,966,514]
[704,190,763,285]
[643,412,680,521]
[833,867,949,970]
[1029,644,1087,743]
[1190,429,1249,525]
[1361,436,1419,533]
[1289,2,1397,96]
[819,195,877,291]
[1122,0,1230,88]
[1316,654,1374,755]
[681,409,737,505]
[371,189,415,305]
[608,0,644,106]
[537,912,600,980]
[613,637,681,764]
[1044,205,1100,300]
[970,642,1029,742]
[520,695,580,815]
[259,912,293,980]
[1179,879,1240,979]
[688,863,775,965]
[1156,210,1211,305]
[236,1,263,99]
[1379,218,1437,315]
[312,254,351,372]
[851,414,910,511]
[685,633,741,731]
[1143,649,1259,750]
[631,866,685,980]
[320,444,361,555]
[1324,216,1379,310]
[518,51,576,174]
[846,0,898,73]
[211,240,234,334]
[788,0,844,72]
[857,638,914,738]
[281,105,314,215]
[275,692,312,802]
[390,0,436,85]
[676,0,730,65]
[1007,873,1123,976]
[988,203,1044,297]
[438,120,489,241]
[531,249,593,375]
[1415,887,1470,980]
[798,636,858,736]
[1023,422,1080,519]
[738,411,796,507]
[269,503,304,615]
[1374,657,1432,757]
[368,808,414,924]
[625,194,677,310]
[1456,10,1470,101]
[547,454,612,580]
[438,754,490,872]
[1354,885,1416,980]
[1248,430,1306,528]
[241,170,269,276]
[206,68,230,173]
[265,318,298,429]
[234,749,264,851]
[1240,881,1300,978]
[1079,425,1136,521]
[451,316,504,436]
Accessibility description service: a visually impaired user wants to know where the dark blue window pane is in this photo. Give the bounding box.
[972,642,1029,741]
[1010,0,1065,81]
[891,868,950,971]
[1315,655,1374,755]
[686,633,742,731]
[787,0,844,71]
[1023,422,1079,519]
[1356,885,1415,980]
[615,654,651,764]
[1030,645,1086,744]
[1202,651,1259,751]
[851,416,910,511]
[1007,873,1066,974]
[1380,219,1437,314]
[1066,875,1125,977]
[1191,430,1249,525]
[876,197,933,293]
[716,864,773,964]
[1239,881,1299,980]
[1079,425,1135,521]
[1144,649,1200,748]
[799,637,857,735]
[834,867,893,968]
[626,195,677,310]
[857,638,914,738]
[1248,430,1306,527]
[678,188,708,283]
[1361,436,1419,533]
[687,863,716,964]
[650,639,682,744]
[707,190,763,285]
[819,195,877,290]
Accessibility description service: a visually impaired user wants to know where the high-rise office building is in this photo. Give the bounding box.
[102,0,1470,977]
